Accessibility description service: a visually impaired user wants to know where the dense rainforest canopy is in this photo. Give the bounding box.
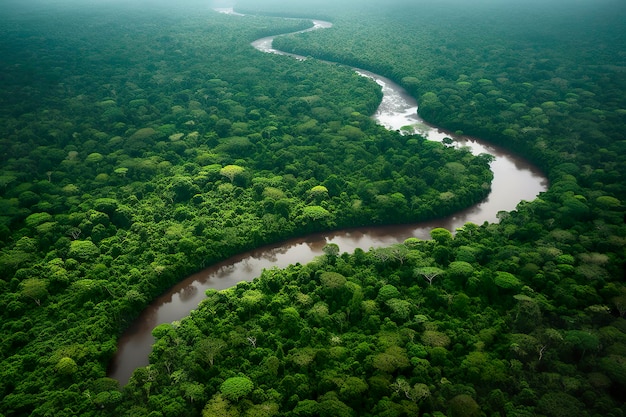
[0,0,625,416]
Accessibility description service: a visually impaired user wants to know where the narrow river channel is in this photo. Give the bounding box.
[108,9,548,384]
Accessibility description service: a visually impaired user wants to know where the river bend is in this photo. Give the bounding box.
[108,9,548,384]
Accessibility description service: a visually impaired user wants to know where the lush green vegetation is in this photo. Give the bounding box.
[0,1,495,416]
[123,224,626,417]
[0,0,624,416]
[264,0,626,182]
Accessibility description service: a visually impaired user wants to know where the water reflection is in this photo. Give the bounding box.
[179,285,198,302]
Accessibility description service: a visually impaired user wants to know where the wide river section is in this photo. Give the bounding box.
[108,10,548,384]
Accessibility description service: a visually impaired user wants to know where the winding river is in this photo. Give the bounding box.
[108,9,548,384]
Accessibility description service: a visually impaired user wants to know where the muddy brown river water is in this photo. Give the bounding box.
[108,10,548,384]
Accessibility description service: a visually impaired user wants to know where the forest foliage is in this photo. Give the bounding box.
[0,2,493,416]
[0,0,625,416]
[123,225,626,417]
